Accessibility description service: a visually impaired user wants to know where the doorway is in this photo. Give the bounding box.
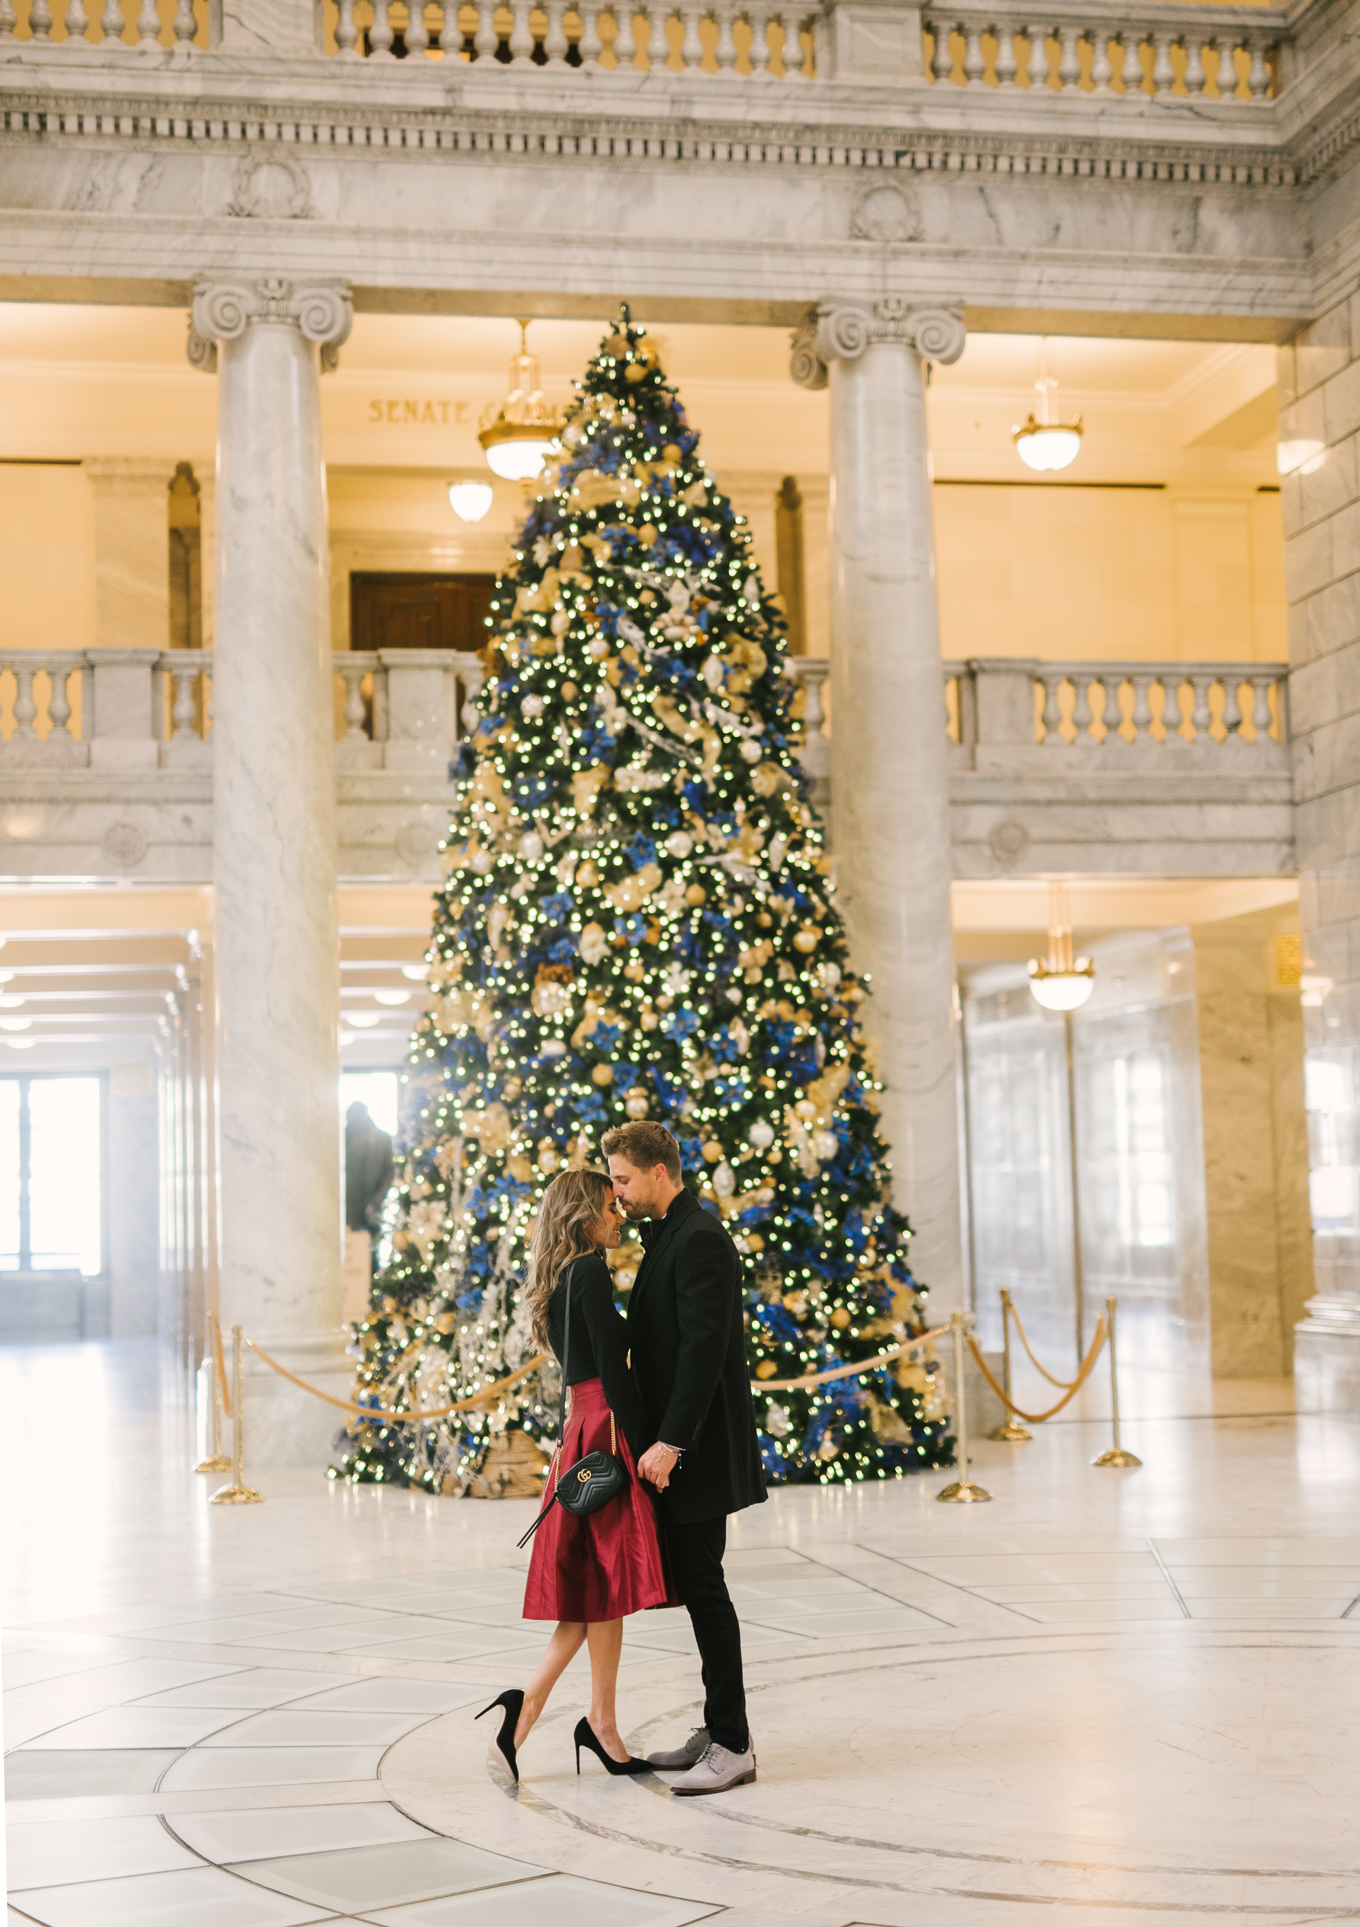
[349,573,497,655]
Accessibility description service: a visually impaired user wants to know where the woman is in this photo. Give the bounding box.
[476,1167,675,1782]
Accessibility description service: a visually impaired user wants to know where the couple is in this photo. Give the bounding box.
[476,1119,766,1796]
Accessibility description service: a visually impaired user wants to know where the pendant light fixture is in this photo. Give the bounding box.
[1014,339,1083,473]
[1027,881,1095,1011]
[448,481,494,523]
[478,318,564,483]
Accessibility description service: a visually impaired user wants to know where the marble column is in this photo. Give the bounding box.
[190,276,352,1464]
[1280,284,1360,1409]
[791,299,967,1313]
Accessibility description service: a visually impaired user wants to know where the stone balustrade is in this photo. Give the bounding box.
[943,657,1289,765]
[0,648,1295,883]
[923,4,1280,103]
[0,648,485,775]
[0,0,1293,100]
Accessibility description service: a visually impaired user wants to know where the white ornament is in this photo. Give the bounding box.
[742,573,761,604]
[712,1161,736,1198]
[470,849,493,875]
[522,695,544,718]
[664,831,694,858]
[587,636,609,659]
[518,830,544,861]
[765,1401,791,1437]
[542,1038,567,1058]
[748,1118,775,1149]
[818,961,842,990]
[662,963,691,995]
[739,740,762,763]
[702,656,725,690]
[812,1129,839,1161]
[579,922,609,965]
[550,611,570,635]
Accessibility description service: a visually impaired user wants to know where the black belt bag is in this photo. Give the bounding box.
[517,1260,627,1549]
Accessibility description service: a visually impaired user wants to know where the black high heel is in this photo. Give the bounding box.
[573,1716,651,1776]
[475,1689,524,1783]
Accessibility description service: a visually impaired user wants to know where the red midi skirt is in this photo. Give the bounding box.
[522,1377,678,1623]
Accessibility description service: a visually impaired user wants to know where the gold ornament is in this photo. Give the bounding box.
[640,1010,659,1030]
[592,1063,614,1086]
[702,1139,724,1162]
[756,1359,778,1379]
[625,1087,650,1118]
[830,1307,851,1329]
[685,884,707,907]
[562,681,578,700]
[794,926,819,952]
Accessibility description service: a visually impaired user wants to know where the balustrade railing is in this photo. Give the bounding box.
[923,3,1280,101]
[0,648,486,773]
[0,0,1292,97]
[0,649,1286,776]
[942,658,1288,756]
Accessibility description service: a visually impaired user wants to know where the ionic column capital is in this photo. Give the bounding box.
[790,299,967,389]
[188,276,353,374]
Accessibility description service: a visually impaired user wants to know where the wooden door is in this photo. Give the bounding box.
[350,573,497,655]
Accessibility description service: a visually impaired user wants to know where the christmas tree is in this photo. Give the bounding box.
[336,309,952,1495]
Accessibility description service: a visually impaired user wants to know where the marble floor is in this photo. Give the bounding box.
[4,1341,1360,1927]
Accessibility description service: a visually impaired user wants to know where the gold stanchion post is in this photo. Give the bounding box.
[1092,1295,1141,1468]
[196,1311,231,1474]
[211,1324,264,1505]
[938,1310,992,1503]
[990,1288,1032,1442]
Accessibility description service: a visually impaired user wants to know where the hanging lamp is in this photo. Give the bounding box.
[1014,339,1083,473]
[1027,881,1095,1011]
[477,319,564,483]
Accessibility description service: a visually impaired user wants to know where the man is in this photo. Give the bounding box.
[602,1118,767,1796]
[344,1101,394,1284]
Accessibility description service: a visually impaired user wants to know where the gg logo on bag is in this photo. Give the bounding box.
[578,1468,592,1483]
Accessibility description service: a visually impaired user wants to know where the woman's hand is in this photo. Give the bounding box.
[638,1442,679,1490]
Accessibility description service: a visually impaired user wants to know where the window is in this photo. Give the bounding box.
[340,1070,400,1138]
[0,1074,105,1275]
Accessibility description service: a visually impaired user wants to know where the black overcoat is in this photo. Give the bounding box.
[626,1187,767,1526]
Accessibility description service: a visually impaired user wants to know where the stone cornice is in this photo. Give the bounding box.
[0,80,1319,185]
[0,48,1346,181]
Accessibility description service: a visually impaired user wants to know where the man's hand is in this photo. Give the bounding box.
[638,1443,679,1490]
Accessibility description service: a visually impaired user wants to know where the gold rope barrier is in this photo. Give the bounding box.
[195,1311,232,1475]
[245,1340,552,1425]
[965,1311,1108,1425]
[240,1323,953,1426]
[214,1315,232,1418]
[1006,1294,1077,1390]
[989,1288,1031,1443]
[753,1323,951,1392]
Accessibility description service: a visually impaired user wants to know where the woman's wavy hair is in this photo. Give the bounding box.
[523,1166,614,1352]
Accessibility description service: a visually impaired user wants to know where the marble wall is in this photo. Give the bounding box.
[85,458,174,654]
[1192,915,1315,1376]
[1283,282,1360,1407]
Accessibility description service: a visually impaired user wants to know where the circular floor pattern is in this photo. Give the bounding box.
[384,1627,1360,1926]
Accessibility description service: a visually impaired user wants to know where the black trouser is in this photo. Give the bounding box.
[667,1515,748,1755]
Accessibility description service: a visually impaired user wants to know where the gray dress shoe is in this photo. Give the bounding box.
[644,1725,711,1771]
[671,1740,757,1796]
